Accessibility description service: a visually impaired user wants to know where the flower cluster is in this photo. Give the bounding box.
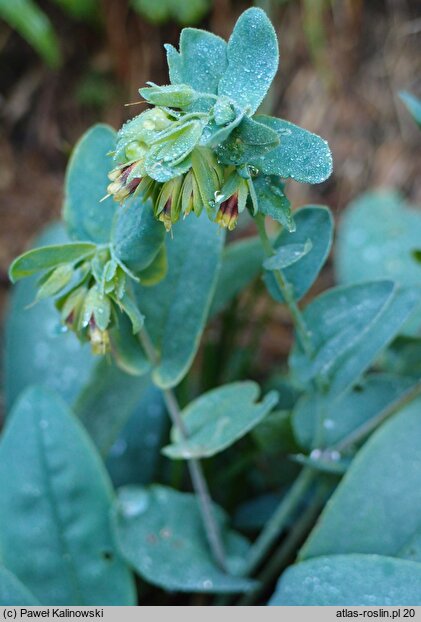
[106,86,262,232]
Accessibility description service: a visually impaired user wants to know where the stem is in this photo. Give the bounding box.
[138,327,227,571]
[330,378,421,455]
[255,214,314,357]
[238,482,327,606]
[243,467,315,577]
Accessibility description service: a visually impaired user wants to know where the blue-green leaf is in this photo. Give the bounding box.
[216,116,280,166]
[253,175,294,231]
[74,360,150,456]
[0,386,135,605]
[292,373,415,451]
[264,206,333,302]
[114,485,257,593]
[290,282,420,399]
[400,91,421,127]
[136,214,224,388]
[300,398,421,561]
[163,381,278,459]
[336,191,421,288]
[263,240,312,271]
[252,116,333,184]
[106,382,167,488]
[218,8,278,114]
[209,236,265,317]
[4,224,95,412]
[0,565,39,606]
[270,555,421,606]
[111,198,165,274]
[64,124,117,243]
[336,191,421,336]
[165,28,227,97]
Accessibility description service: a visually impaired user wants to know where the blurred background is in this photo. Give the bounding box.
[0,0,420,338]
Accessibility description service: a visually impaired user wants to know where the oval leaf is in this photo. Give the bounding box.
[114,485,256,593]
[264,206,333,302]
[290,282,420,399]
[300,398,421,561]
[136,213,224,388]
[111,198,165,274]
[64,124,117,243]
[163,381,278,459]
[210,236,264,317]
[292,373,415,451]
[252,116,333,184]
[0,386,135,605]
[270,555,421,606]
[218,8,278,114]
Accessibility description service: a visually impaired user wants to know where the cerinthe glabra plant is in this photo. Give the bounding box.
[11,8,421,607]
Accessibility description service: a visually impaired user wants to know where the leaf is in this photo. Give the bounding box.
[218,8,278,114]
[400,91,421,127]
[165,28,227,98]
[136,214,224,388]
[336,191,421,290]
[209,236,265,316]
[292,373,415,451]
[216,116,280,166]
[106,382,167,488]
[289,282,420,399]
[263,240,312,271]
[0,386,135,605]
[74,360,150,456]
[270,555,421,606]
[163,382,278,459]
[336,191,421,284]
[252,116,333,184]
[9,243,96,282]
[64,124,117,243]
[264,206,333,302]
[111,198,165,274]
[113,485,257,593]
[4,224,96,412]
[299,397,421,561]
[0,0,61,67]
[139,244,168,286]
[109,312,150,377]
[253,175,294,231]
[0,565,39,606]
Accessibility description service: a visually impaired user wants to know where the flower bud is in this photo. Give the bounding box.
[215,194,239,231]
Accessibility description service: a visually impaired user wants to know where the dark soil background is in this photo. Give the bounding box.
[1,0,420,327]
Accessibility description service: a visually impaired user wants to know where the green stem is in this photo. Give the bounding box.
[255,214,314,357]
[243,467,315,577]
[238,481,328,605]
[329,378,421,455]
[138,327,227,572]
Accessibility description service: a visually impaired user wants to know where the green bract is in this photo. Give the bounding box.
[107,7,332,232]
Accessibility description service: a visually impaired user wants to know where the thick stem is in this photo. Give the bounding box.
[255,214,314,357]
[243,467,315,577]
[138,327,227,571]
